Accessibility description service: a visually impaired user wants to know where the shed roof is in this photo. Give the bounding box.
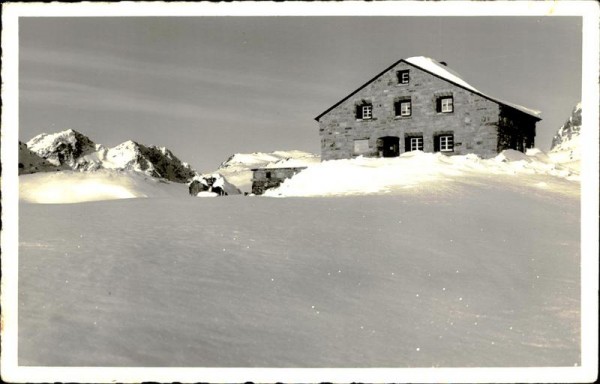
[314,56,541,121]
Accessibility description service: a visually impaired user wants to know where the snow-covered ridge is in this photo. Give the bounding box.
[264,149,579,197]
[219,150,319,169]
[24,129,197,183]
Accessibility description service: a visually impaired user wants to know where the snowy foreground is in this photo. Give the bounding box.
[18,150,580,367]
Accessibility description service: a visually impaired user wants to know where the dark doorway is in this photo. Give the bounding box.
[377,136,400,157]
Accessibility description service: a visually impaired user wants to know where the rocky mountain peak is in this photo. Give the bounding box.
[551,103,581,151]
[26,129,96,168]
[22,130,198,183]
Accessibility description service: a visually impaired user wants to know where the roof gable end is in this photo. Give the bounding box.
[315,57,541,121]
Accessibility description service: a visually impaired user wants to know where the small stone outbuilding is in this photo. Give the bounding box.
[251,167,306,195]
[315,56,541,161]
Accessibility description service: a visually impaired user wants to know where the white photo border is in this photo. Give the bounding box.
[1,1,598,383]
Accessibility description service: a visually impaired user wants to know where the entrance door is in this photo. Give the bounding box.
[377,136,400,157]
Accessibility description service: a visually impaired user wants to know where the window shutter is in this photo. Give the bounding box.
[433,135,440,152]
[356,105,362,119]
[404,137,411,152]
[436,98,442,113]
[395,102,401,116]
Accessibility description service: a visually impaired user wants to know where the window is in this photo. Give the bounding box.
[362,105,372,119]
[397,70,410,84]
[410,137,423,151]
[266,171,272,179]
[353,139,370,155]
[404,135,424,152]
[434,134,454,152]
[394,99,411,117]
[436,96,454,113]
[356,103,373,120]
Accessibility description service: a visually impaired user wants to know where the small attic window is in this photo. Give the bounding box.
[355,102,373,120]
[397,70,410,84]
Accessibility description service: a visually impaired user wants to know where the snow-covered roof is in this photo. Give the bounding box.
[315,56,541,121]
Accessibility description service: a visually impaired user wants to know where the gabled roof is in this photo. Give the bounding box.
[314,56,541,121]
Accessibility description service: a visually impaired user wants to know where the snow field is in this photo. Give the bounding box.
[18,176,580,367]
[19,170,188,204]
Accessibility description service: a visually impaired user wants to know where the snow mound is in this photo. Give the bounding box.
[215,150,319,193]
[188,173,241,196]
[19,170,188,204]
[264,150,579,197]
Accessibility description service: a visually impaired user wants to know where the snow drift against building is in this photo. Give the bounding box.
[264,149,580,197]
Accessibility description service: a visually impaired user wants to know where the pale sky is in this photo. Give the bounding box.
[19,16,582,172]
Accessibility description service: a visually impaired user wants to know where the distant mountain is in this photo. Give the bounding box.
[213,150,320,193]
[550,103,581,152]
[24,129,197,183]
[18,141,68,175]
[26,129,97,169]
[100,140,196,182]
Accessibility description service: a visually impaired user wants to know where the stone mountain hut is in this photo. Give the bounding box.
[315,56,541,161]
[251,166,307,195]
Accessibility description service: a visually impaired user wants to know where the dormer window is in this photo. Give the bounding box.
[436,96,454,113]
[397,70,410,84]
[356,102,373,120]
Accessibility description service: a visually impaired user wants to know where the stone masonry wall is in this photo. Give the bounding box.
[251,167,306,195]
[318,61,501,160]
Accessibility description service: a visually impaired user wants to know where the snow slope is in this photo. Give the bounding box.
[19,170,188,204]
[265,149,579,197]
[214,150,320,193]
[18,141,68,175]
[18,174,580,367]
